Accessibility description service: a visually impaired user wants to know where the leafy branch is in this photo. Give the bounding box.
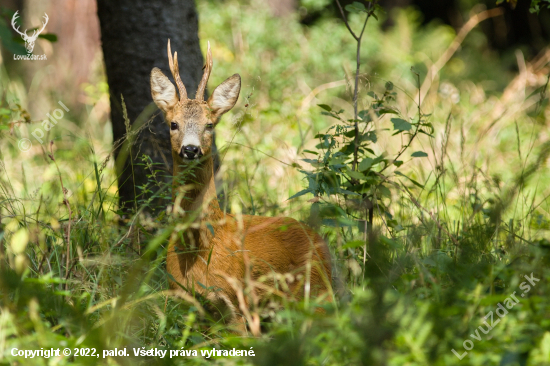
[335,0,380,172]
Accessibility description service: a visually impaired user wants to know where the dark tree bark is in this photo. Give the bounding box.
[97,0,218,214]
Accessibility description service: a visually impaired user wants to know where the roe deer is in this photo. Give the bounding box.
[150,40,332,334]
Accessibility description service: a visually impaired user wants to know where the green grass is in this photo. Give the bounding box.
[1,1,550,365]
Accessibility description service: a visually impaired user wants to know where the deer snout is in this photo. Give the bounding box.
[181,145,201,160]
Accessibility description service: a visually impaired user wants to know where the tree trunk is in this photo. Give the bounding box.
[97,0,218,214]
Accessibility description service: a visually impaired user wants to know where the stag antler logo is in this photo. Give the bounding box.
[11,11,48,54]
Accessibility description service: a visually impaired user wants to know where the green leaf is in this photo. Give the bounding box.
[361,131,377,143]
[307,176,319,192]
[339,188,360,196]
[53,291,72,297]
[347,170,365,180]
[378,108,397,115]
[359,157,374,171]
[395,171,424,189]
[302,158,320,164]
[411,151,428,158]
[196,281,209,290]
[206,245,214,266]
[345,2,366,13]
[380,235,400,249]
[341,240,365,250]
[38,33,58,42]
[288,189,312,200]
[394,224,404,232]
[385,81,394,90]
[206,223,215,236]
[329,155,346,165]
[303,149,318,155]
[344,130,357,138]
[378,185,391,198]
[391,118,412,131]
[317,104,332,112]
[358,110,372,122]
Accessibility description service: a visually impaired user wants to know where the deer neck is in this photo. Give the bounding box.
[172,153,222,221]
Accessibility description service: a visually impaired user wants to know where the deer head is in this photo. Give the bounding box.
[150,40,241,163]
[11,11,48,53]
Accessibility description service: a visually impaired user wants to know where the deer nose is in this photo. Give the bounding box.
[181,145,201,159]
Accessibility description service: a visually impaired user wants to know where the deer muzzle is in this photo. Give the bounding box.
[180,145,202,160]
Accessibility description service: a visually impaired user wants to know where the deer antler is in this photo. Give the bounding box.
[167,39,187,101]
[11,11,28,38]
[30,13,49,39]
[196,41,212,102]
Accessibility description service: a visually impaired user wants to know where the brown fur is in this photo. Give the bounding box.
[151,43,333,333]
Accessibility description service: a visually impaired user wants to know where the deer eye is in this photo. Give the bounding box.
[206,123,214,130]
[170,122,178,130]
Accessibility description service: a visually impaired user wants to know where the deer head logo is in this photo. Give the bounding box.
[11,11,48,54]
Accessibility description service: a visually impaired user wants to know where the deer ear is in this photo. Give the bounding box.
[208,74,241,120]
[150,67,178,113]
